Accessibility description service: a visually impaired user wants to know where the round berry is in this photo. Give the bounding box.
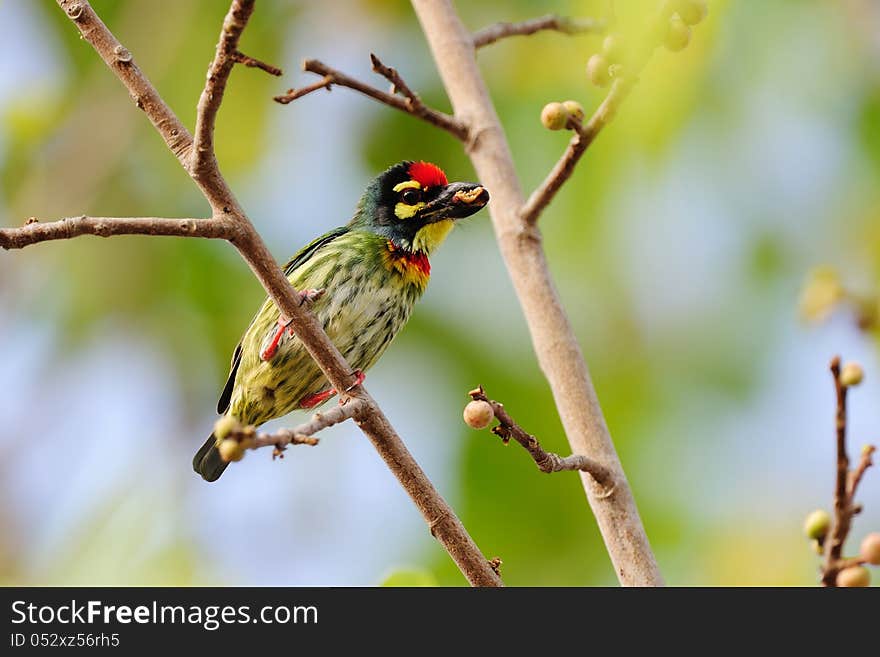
[463,400,494,430]
[678,0,708,26]
[664,14,691,52]
[218,438,245,463]
[540,102,569,130]
[213,415,239,441]
[859,532,880,565]
[836,565,870,587]
[839,362,864,387]
[586,53,611,88]
[562,100,585,124]
[602,34,625,64]
[803,509,831,541]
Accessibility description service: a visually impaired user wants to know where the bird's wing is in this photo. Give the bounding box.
[216,225,351,414]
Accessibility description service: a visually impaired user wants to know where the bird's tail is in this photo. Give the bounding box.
[193,433,229,482]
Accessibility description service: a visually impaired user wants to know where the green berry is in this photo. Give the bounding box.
[664,14,691,52]
[840,362,864,387]
[463,400,494,430]
[562,100,585,124]
[678,0,708,26]
[860,532,880,565]
[586,53,611,88]
[803,509,831,540]
[837,565,870,587]
[213,415,239,441]
[218,438,245,463]
[540,102,569,130]
[602,34,625,64]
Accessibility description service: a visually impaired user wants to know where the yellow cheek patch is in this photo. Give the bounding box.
[413,219,454,254]
[394,201,425,220]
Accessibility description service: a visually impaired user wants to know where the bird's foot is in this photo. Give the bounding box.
[299,388,337,409]
[344,369,366,393]
[260,315,295,362]
[299,288,325,306]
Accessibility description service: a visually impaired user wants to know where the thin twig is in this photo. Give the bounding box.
[369,53,424,113]
[0,216,225,250]
[473,14,604,49]
[468,386,615,492]
[231,50,282,76]
[285,58,469,141]
[847,445,875,497]
[273,76,333,104]
[246,399,364,452]
[192,0,257,178]
[44,0,501,587]
[822,356,850,585]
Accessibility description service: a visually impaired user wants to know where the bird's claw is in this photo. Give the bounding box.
[260,315,295,361]
[299,288,325,306]
[344,370,366,394]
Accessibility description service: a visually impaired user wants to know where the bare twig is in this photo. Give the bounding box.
[411,0,662,586]
[0,216,225,250]
[468,386,615,492]
[820,357,875,586]
[242,400,365,453]
[191,0,257,179]
[42,0,501,587]
[231,50,283,76]
[287,58,469,141]
[521,77,635,225]
[273,76,333,104]
[473,14,604,49]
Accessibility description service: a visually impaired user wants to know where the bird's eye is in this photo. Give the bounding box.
[401,189,422,205]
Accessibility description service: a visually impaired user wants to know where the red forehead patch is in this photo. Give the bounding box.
[408,161,448,188]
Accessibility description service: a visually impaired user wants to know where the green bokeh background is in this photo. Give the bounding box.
[1,0,878,586]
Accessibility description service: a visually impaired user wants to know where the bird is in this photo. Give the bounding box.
[193,161,489,481]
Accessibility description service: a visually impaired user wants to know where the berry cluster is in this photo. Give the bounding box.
[541,0,708,130]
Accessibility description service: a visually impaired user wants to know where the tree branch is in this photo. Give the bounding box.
[820,357,875,586]
[44,0,501,588]
[0,216,225,250]
[473,14,604,49]
[468,386,615,491]
[411,0,663,586]
[244,400,365,453]
[277,58,468,141]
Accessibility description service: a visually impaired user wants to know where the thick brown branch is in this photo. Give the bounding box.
[0,216,226,250]
[521,77,635,225]
[192,0,256,179]
[47,0,501,588]
[468,386,614,491]
[292,59,469,141]
[473,14,604,49]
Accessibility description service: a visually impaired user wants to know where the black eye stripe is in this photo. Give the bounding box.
[400,188,422,205]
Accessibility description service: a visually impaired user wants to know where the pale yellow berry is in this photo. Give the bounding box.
[664,14,691,52]
[586,53,611,88]
[540,102,569,130]
[602,35,625,64]
[562,100,585,124]
[678,0,708,26]
[836,565,870,587]
[463,400,494,430]
[213,415,239,441]
[803,509,831,541]
[859,532,880,565]
[218,439,245,463]
[839,362,864,387]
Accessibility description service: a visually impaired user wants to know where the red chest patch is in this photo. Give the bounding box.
[408,161,447,189]
[386,240,431,278]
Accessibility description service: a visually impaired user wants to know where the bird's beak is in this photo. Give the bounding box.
[421,182,490,222]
